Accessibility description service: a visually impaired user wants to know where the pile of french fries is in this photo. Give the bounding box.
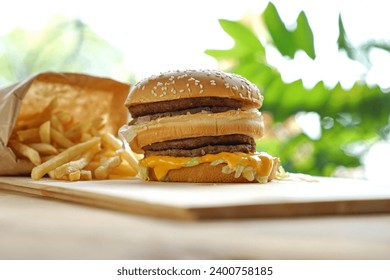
[8,98,139,181]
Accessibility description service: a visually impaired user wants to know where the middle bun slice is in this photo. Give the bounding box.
[123,109,264,154]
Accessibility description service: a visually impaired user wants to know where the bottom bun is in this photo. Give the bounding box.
[148,162,278,183]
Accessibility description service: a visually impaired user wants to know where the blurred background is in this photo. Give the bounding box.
[1,0,389,181]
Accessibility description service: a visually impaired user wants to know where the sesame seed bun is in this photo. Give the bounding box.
[125,69,263,110]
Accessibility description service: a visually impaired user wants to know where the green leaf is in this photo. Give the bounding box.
[204,49,243,60]
[293,12,316,59]
[262,2,315,59]
[219,19,264,55]
[337,14,354,59]
[262,2,295,57]
[205,19,265,64]
[230,58,274,88]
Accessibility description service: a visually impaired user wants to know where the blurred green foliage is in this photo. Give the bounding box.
[0,17,132,87]
[206,2,390,176]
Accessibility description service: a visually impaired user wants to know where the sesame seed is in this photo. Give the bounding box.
[179,89,185,93]
[186,83,190,87]
[141,85,145,90]
[157,82,163,86]
[225,83,230,88]
[188,77,195,81]
[199,84,203,89]
[200,90,204,94]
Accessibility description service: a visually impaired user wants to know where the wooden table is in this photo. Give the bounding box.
[1,183,389,260]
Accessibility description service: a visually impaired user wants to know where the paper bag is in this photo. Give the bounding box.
[0,72,130,175]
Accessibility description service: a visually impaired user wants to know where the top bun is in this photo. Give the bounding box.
[125,69,263,110]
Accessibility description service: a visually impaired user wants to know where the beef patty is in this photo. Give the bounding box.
[143,134,256,157]
[128,97,243,118]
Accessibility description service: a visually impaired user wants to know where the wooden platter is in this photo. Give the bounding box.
[0,175,389,220]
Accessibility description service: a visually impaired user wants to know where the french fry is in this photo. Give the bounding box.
[84,161,100,171]
[108,174,126,179]
[51,128,75,148]
[80,132,92,142]
[95,156,121,180]
[80,170,92,180]
[15,115,50,130]
[56,111,73,125]
[68,171,81,181]
[39,121,51,144]
[54,144,100,179]
[15,111,41,121]
[41,97,59,116]
[28,143,58,155]
[47,170,56,179]
[51,114,64,132]
[16,128,40,143]
[93,149,117,162]
[9,140,41,166]
[64,121,92,141]
[63,125,81,140]
[41,155,56,162]
[31,137,100,180]
[101,133,122,151]
[111,162,138,177]
[92,117,106,130]
[118,150,139,172]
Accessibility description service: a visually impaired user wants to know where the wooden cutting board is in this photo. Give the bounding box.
[0,175,389,220]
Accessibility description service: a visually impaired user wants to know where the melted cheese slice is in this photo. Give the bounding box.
[140,152,277,182]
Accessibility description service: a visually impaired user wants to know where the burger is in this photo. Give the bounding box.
[121,69,279,183]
